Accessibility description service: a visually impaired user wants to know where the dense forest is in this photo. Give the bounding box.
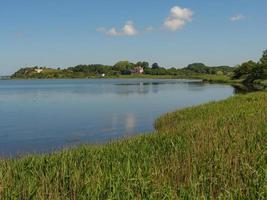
[11,50,267,86]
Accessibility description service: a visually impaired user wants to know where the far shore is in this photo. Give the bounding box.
[5,73,267,90]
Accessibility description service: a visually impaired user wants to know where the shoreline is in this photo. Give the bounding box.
[0,92,266,198]
[6,74,267,92]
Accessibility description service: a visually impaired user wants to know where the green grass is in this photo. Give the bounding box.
[188,74,243,84]
[0,92,267,199]
[252,79,267,89]
[261,80,267,88]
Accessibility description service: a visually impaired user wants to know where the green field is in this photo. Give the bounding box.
[0,92,266,199]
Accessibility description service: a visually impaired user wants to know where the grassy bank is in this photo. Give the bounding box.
[9,70,231,82]
[252,79,267,89]
[114,74,240,83]
[0,92,267,199]
[10,71,266,89]
[188,74,243,84]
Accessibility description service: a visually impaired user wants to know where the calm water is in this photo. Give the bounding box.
[0,79,235,156]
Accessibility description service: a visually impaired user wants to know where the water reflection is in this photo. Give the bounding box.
[0,79,207,97]
[125,114,136,135]
[0,79,235,157]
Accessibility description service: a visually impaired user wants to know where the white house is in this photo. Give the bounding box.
[131,66,144,74]
[34,69,43,73]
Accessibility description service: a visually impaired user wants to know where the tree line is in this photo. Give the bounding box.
[232,49,267,83]
[11,49,267,82]
[11,61,234,79]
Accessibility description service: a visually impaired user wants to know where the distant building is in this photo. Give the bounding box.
[131,66,144,74]
[101,73,106,77]
[34,69,43,73]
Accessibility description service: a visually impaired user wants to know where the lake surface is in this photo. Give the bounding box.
[0,79,235,157]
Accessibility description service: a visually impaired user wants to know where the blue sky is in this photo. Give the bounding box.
[0,0,267,75]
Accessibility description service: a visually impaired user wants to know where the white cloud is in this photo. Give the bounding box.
[122,21,138,36]
[97,21,138,36]
[97,6,194,35]
[230,14,245,22]
[164,6,193,31]
[106,28,120,36]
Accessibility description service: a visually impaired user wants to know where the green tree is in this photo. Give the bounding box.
[113,61,135,73]
[136,61,149,69]
[259,49,267,64]
[185,63,209,74]
[167,67,179,75]
[232,60,257,79]
[152,63,160,69]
